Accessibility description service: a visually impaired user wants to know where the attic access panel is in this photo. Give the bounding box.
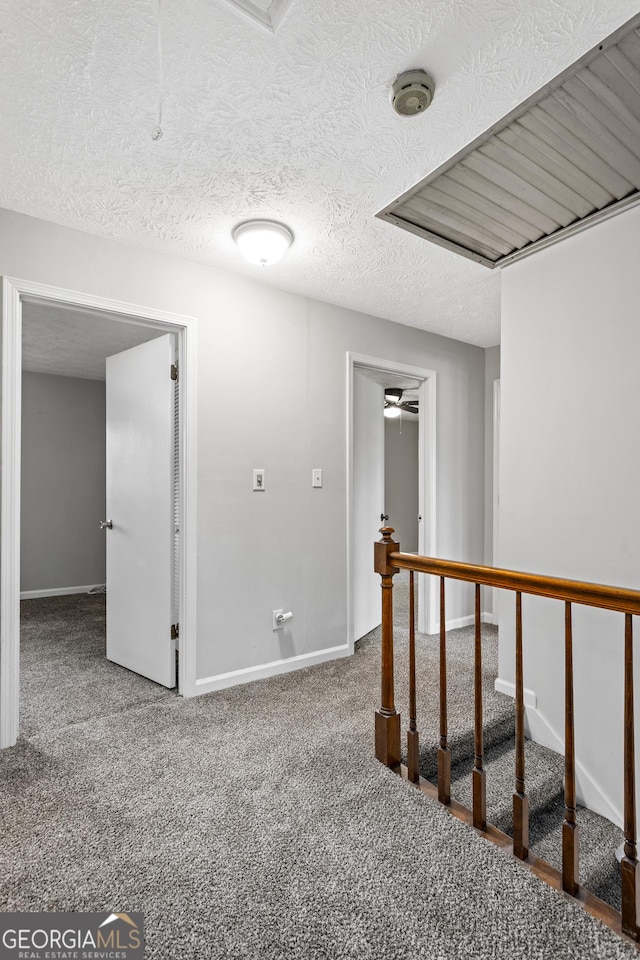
[218,0,294,32]
[377,13,640,269]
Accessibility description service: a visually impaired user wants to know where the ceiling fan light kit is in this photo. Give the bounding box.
[384,405,402,419]
[232,219,294,265]
[384,387,419,418]
[390,69,435,117]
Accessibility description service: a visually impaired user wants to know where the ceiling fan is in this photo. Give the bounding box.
[384,388,418,419]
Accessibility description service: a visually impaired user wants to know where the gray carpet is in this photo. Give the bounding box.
[19,593,174,738]
[0,589,635,959]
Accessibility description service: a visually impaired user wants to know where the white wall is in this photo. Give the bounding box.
[385,416,419,553]
[21,372,106,592]
[483,346,500,616]
[499,203,640,824]
[0,208,486,686]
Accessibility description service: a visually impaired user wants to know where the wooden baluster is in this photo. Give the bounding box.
[621,613,640,939]
[438,576,451,804]
[407,571,420,782]
[374,527,401,768]
[513,591,529,859]
[562,600,580,896]
[473,583,486,830]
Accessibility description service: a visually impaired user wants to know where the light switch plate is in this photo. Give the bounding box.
[312,468,323,488]
[253,468,266,491]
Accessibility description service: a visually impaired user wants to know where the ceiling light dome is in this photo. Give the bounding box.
[232,219,294,265]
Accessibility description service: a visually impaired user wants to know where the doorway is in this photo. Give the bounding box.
[347,352,437,650]
[1,277,197,748]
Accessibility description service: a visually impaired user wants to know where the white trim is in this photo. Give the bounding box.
[493,676,622,827]
[346,352,438,653]
[1,277,22,748]
[494,677,537,709]
[176,308,198,698]
[0,277,198,748]
[525,701,623,828]
[20,585,104,600]
[444,612,497,631]
[196,644,351,695]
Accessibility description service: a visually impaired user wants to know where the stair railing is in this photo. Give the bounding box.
[374,526,640,946]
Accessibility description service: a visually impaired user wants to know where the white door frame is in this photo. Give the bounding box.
[346,352,438,649]
[1,277,198,748]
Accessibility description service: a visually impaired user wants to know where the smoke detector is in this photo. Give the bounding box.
[390,69,435,117]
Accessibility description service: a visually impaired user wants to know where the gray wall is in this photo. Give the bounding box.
[1,207,486,683]
[499,202,640,824]
[21,372,106,592]
[384,417,418,553]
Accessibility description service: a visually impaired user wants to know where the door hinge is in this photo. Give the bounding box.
[171,363,179,382]
[171,623,179,640]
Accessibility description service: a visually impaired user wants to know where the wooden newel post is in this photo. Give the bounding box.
[374,526,401,769]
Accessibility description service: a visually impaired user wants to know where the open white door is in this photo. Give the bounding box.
[353,369,385,640]
[105,334,175,687]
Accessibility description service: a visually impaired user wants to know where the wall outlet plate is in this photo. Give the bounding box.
[253,468,266,491]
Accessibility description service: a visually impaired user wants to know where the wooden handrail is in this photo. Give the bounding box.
[374,528,640,948]
[387,550,640,615]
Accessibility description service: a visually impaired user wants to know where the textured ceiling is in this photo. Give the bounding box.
[22,302,165,381]
[1,1,639,347]
[379,15,640,267]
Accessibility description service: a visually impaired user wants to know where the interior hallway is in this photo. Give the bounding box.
[2,592,634,959]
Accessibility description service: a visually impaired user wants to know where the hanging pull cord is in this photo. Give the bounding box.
[152,0,164,141]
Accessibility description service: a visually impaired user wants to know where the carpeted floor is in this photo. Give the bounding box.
[0,589,635,959]
[19,593,174,738]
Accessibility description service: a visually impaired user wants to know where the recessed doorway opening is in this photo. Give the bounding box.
[346,352,437,650]
[1,278,197,748]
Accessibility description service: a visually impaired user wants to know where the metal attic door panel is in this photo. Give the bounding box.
[377,13,640,268]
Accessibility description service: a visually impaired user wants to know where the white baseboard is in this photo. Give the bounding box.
[20,584,103,600]
[494,676,623,828]
[494,677,537,709]
[196,643,351,696]
[445,611,496,630]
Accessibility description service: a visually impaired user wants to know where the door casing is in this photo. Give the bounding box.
[346,352,437,649]
[1,277,198,748]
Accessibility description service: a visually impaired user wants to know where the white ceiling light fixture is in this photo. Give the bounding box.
[232,219,294,266]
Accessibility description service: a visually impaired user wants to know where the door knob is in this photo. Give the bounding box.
[380,513,389,522]
[99,519,113,530]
